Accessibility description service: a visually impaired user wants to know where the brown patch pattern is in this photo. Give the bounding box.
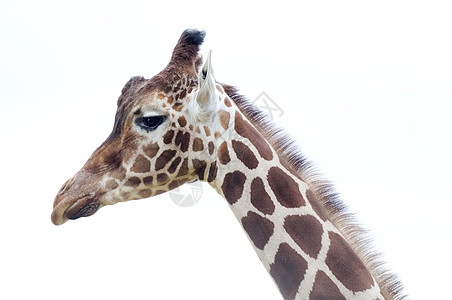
[155,150,177,171]
[168,157,182,174]
[143,142,159,158]
[232,140,258,169]
[241,211,274,250]
[177,115,187,127]
[284,214,323,259]
[154,189,166,196]
[218,141,231,165]
[168,180,179,190]
[310,270,346,300]
[105,179,118,190]
[125,176,141,187]
[234,111,273,161]
[138,189,152,198]
[163,130,174,144]
[270,243,308,300]
[221,171,246,204]
[168,178,189,190]
[192,138,204,151]
[325,232,374,292]
[267,167,305,208]
[177,158,189,177]
[175,131,190,152]
[208,141,214,155]
[207,161,217,182]
[192,159,207,181]
[203,126,211,136]
[218,110,230,130]
[157,173,170,185]
[130,154,151,173]
[250,177,274,215]
[143,176,153,186]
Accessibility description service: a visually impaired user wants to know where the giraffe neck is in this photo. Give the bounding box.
[209,103,385,300]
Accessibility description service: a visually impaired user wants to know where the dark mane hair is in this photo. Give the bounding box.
[221,83,406,300]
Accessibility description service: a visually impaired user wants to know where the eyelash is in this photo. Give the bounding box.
[135,115,167,132]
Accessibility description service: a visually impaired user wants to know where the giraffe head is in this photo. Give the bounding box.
[52,29,227,225]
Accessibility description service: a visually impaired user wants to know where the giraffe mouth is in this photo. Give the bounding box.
[51,193,101,225]
[65,194,101,220]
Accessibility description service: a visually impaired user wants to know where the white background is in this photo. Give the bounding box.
[1,1,451,299]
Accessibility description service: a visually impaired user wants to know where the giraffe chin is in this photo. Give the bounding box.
[51,194,101,225]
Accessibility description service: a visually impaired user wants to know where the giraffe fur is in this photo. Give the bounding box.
[51,29,406,300]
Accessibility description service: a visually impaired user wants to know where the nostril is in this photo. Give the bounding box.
[58,177,73,195]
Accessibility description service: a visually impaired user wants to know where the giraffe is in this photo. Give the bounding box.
[51,29,405,300]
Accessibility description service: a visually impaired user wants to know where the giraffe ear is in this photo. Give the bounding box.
[195,51,218,121]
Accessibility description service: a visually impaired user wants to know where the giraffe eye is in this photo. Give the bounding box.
[135,115,167,132]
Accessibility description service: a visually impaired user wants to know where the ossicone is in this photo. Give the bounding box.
[168,29,206,72]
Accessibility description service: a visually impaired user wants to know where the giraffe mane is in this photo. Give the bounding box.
[221,83,407,300]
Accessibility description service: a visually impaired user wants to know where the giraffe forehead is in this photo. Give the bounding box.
[134,92,177,114]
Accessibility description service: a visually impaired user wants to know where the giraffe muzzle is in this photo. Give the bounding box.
[51,192,101,225]
[51,170,104,225]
